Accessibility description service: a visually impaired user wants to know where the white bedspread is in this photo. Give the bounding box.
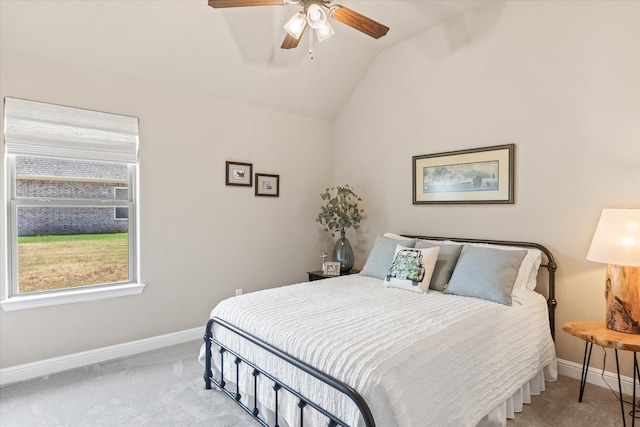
[200,274,557,427]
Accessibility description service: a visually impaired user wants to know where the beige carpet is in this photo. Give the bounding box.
[1,340,637,426]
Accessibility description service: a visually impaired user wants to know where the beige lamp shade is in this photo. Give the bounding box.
[587,209,640,267]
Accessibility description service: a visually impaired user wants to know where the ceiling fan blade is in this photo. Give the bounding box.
[330,6,389,39]
[281,30,303,49]
[208,0,285,8]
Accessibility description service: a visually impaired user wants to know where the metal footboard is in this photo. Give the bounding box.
[204,317,376,427]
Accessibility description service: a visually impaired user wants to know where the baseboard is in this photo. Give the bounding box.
[557,358,637,397]
[0,327,203,386]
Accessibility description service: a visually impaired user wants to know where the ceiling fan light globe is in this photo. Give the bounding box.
[316,21,334,41]
[284,12,307,39]
[307,3,326,29]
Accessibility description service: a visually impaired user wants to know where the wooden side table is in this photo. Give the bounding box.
[563,321,640,427]
[307,269,360,282]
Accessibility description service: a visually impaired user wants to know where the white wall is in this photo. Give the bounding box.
[0,51,334,368]
[334,0,640,376]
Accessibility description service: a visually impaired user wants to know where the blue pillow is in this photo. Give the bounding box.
[444,245,526,305]
[360,235,417,280]
[415,241,463,291]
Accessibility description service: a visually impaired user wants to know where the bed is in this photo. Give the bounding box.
[200,235,558,427]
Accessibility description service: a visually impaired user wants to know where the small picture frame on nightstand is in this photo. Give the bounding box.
[324,262,341,276]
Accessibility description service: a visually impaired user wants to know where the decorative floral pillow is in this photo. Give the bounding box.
[384,245,439,293]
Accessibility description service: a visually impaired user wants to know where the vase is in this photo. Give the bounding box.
[332,231,354,273]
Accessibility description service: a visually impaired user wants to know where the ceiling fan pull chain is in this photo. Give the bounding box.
[308,30,314,60]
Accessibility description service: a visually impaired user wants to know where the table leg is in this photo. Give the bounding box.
[579,342,593,402]
[633,352,637,427]
[615,349,627,427]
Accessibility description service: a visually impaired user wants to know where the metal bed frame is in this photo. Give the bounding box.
[203,236,558,427]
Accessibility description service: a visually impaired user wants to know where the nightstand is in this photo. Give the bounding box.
[307,269,360,282]
[563,321,640,427]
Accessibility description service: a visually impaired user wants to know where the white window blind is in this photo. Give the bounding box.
[4,97,138,164]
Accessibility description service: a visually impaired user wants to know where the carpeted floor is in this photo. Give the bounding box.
[0,340,637,426]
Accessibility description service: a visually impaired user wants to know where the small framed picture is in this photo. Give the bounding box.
[324,261,341,276]
[255,173,280,197]
[226,161,253,187]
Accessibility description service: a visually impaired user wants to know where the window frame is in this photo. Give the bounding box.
[0,98,145,311]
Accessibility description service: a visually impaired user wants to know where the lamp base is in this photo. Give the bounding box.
[605,264,640,334]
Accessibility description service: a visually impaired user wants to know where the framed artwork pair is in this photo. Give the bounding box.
[225,161,279,197]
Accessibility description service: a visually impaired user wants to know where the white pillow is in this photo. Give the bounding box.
[384,245,439,293]
[383,232,410,240]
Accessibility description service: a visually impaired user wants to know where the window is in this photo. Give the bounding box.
[2,97,143,310]
[114,187,129,220]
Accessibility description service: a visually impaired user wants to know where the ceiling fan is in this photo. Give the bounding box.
[208,0,390,50]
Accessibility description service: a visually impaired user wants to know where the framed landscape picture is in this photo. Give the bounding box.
[226,161,252,187]
[255,173,280,197]
[412,144,515,204]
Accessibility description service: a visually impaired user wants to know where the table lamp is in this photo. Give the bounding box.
[587,208,640,334]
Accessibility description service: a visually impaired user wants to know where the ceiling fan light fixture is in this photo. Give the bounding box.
[209,0,390,52]
[306,3,326,29]
[284,11,307,39]
[316,21,334,41]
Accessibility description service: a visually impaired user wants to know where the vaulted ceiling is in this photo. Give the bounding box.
[0,0,497,120]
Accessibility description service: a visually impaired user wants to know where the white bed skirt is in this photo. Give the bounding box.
[205,353,558,427]
[477,361,558,427]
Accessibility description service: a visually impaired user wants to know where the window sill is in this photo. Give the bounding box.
[1,283,145,312]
